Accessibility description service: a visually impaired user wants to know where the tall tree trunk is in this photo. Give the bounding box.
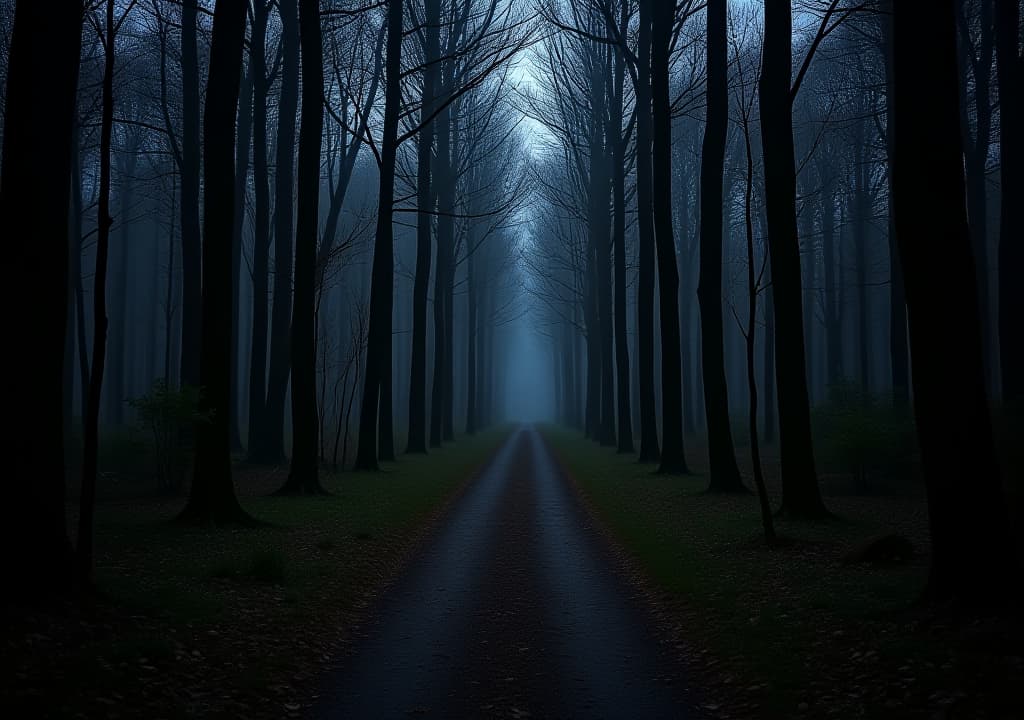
[2,0,82,596]
[179,0,253,525]
[611,5,633,453]
[263,0,299,463]
[80,0,118,583]
[891,0,1019,605]
[354,0,402,471]
[589,57,615,447]
[651,0,688,474]
[247,0,271,456]
[879,1,909,405]
[758,0,825,517]
[635,0,659,462]
[852,123,871,395]
[230,65,253,452]
[431,102,453,448]
[466,246,478,435]
[956,0,994,392]
[699,0,744,491]
[180,0,202,390]
[763,275,776,444]
[996,0,1022,409]
[279,0,325,493]
[819,168,842,389]
[107,157,133,426]
[407,0,440,453]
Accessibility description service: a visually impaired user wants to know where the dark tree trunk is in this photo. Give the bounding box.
[247,0,271,456]
[71,122,90,419]
[763,276,776,444]
[956,0,994,392]
[610,5,633,453]
[180,0,202,390]
[698,0,744,492]
[652,0,688,474]
[278,0,326,494]
[589,57,615,447]
[817,162,842,389]
[2,0,82,597]
[742,116,775,544]
[442,240,454,443]
[107,154,133,427]
[178,0,254,526]
[231,65,253,452]
[407,0,440,454]
[635,0,659,463]
[354,0,402,471]
[82,0,120,583]
[466,248,478,435]
[879,1,909,405]
[891,0,1019,605]
[263,0,299,463]
[852,123,871,396]
[758,1,825,517]
[996,0,1022,409]
[431,102,453,448]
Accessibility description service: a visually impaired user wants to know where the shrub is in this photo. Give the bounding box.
[812,383,918,494]
[128,380,209,494]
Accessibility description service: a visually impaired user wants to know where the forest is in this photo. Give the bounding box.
[2,0,1022,718]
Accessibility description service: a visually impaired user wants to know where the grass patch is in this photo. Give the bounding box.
[543,426,1019,719]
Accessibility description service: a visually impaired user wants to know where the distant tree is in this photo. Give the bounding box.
[179,0,254,525]
[891,0,1019,605]
[1,0,83,596]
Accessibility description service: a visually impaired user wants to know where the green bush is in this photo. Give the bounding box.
[812,383,918,494]
[128,380,208,494]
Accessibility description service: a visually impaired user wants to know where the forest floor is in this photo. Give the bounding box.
[543,427,1024,720]
[3,428,511,719]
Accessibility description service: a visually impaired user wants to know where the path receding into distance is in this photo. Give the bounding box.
[313,426,698,719]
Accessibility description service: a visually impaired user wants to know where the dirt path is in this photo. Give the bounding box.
[312,426,697,719]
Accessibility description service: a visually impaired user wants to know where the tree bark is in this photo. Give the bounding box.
[635,0,660,463]
[262,0,300,463]
[247,0,271,455]
[180,0,202,390]
[407,0,440,453]
[1,0,82,596]
[354,0,403,471]
[231,64,253,451]
[996,0,1022,409]
[758,0,825,517]
[179,0,254,525]
[652,0,688,474]
[698,0,744,491]
[879,1,909,405]
[891,0,1019,605]
[610,3,633,453]
[79,0,118,584]
[278,0,326,494]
